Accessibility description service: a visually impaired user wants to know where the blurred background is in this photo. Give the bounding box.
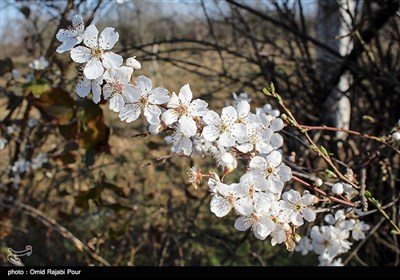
[0,0,399,266]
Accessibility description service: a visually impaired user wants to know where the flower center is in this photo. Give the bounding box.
[248,185,255,199]
[265,166,274,176]
[227,194,235,205]
[92,47,103,59]
[176,104,188,117]
[294,204,302,211]
[112,82,123,94]
[219,122,229,133]
[139,96,148,108]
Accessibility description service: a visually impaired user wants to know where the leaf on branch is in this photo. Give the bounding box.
[31,88,75,125]
[325,169,337,178]
[26,80,51,97]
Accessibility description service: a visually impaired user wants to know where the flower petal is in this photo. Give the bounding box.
[83,24,99,48]
[109,94,124,112]
[84,58,104,79]
[144,104,161,125]
[102,52,123,70]
[234,216,250,231]
[178,84,192,105]
[179,115,197,137]
[202,110,220,126]
[189,99,208,116]
[267,151,282,168]
[119,104,141,123]
[161,109,178,125]
[149,87,169,104]
[202,125,219,142]
[218,132,235,147]
[211,195,232,217]
[70,46,91,63]
[92,82,102,103]
[76,79,91,98]
[99,27,119,50]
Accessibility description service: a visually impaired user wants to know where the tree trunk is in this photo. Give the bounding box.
[316,0,356,141]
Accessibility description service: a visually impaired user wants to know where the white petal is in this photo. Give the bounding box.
[124,85,140,103]
[84,58,104,79]
[76,79,91,98]
[136,75,153,93]
[211,196,232,217]
[161,109,178,125]
[237,143,253,153]
[302,194,315,206]
[221,152,234,165]
[221,106,237,122]
[167,92,180,109]
[109,95,125,112]
[180,135,193,156]
[218,132,235,147]
[70,46,91,63]
[126,57,141,69]
[270,133,283,148]
[231,123,247,138]
[291,213,304,226]
[267,151,282,168]
[234,216,250,231]
[277,165,292,182]
[302,208,316,222]
[178,84,192,105]
[286,190,301,204]
[99,27,119,50]
[179,116,197,137]
[92,82,102,103]
[202,126,219,142]
[119,104,141,123]
[83,24,99,48]
[102,52,123,69]
[202,110,220,126]
[114,66,133,84]
[149,88,169,104]
[255,141,273,154]
[236,101,250,118]
[271,118,284,131]
[249,156,267,170]
[270,179,284,194]
[189,99,208,116]
[144,104,161,125]
[56,29,73,41]
[236,197,253,216]
[56,37,79,53]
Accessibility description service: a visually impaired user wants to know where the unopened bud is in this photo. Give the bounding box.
[315,178,323,187]
[392,132,400,141]
[126,56,141,69]
[332,182,344,195]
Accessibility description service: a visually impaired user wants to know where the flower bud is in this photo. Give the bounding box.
[315,178,323,187]
[392,132,400,141]
[126,56,141,69]
[332,182,344,195]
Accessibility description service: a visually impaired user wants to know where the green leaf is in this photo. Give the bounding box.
[263,87,271,96]
[325,169,337,178]
[390,230,400,235]
[364,190,372,198]
[26,81,51,97]
[320,145,328,156]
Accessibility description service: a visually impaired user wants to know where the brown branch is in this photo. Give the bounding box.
[1,200,111,266]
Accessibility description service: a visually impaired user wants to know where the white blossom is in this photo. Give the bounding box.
[119,75,169,124]
[29,56,49,70]
[162,84,208,137]
[76,75,103,103]
[56,15,85,53]
[202,106,246,147]
[70,25,123,79]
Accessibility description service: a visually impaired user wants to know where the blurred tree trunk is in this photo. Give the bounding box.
[316,0,357,140]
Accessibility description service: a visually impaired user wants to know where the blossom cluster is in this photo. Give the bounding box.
[55,14,372,258]
[296,209,370,266]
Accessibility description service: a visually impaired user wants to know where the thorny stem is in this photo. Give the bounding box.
[263,85,359,190]
[292,176,357,207]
